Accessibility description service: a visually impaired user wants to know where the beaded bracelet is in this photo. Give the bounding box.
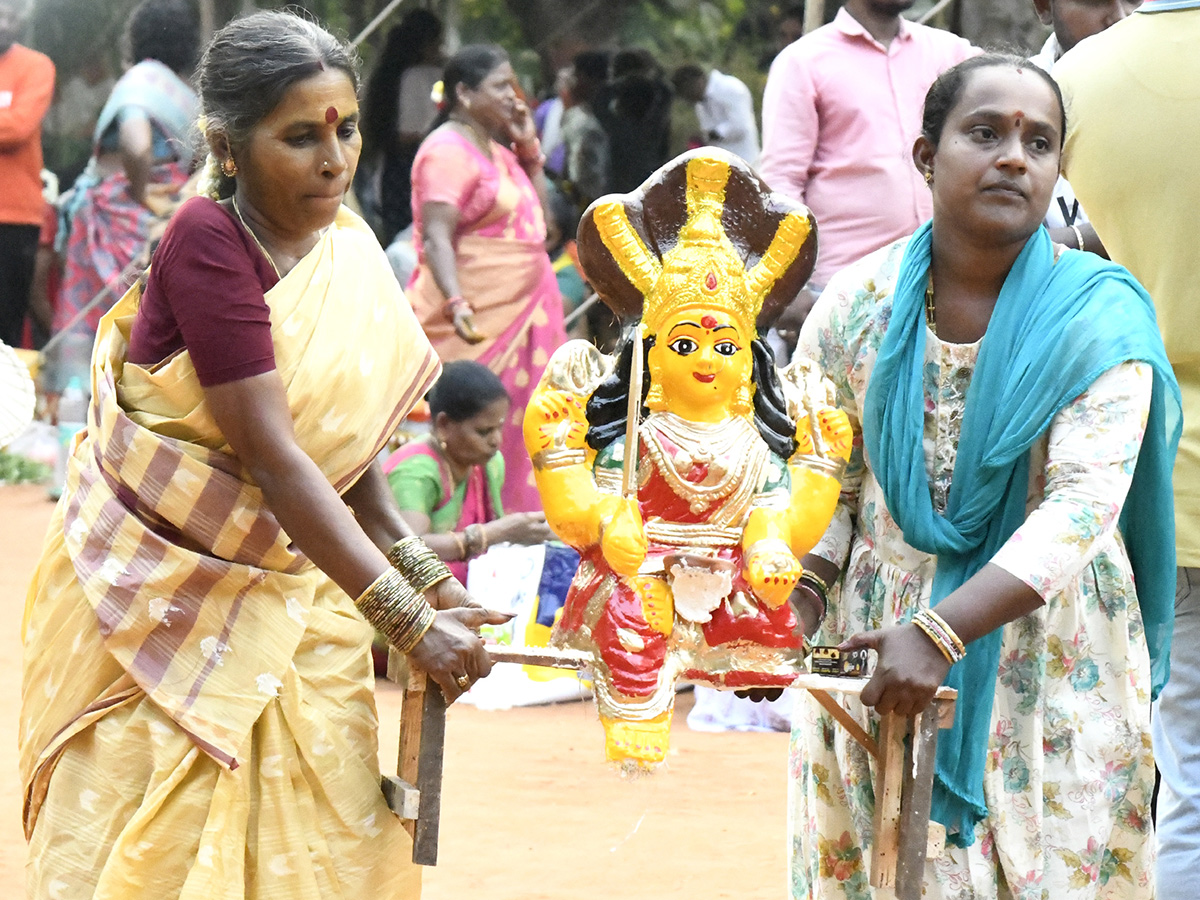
[912,608,966,664]
[387,536,454,594]
[356,567,437,653]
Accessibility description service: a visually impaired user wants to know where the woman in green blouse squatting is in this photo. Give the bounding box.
[383,360,554,588]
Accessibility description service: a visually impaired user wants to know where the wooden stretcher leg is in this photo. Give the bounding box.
[894,707,941,899]
[383,645,589,866]
[870,711,907,890]
[395,665,447,866]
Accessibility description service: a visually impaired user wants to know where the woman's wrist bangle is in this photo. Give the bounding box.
[912,608,967,665]
[443,295,473,321]
[451,531,467,561]
[387,536,454,594]
[356,568,437,653]
[463,523,488,558]
[792,581,827,631]
[797,571,829,617]
[515,138,544,168]
[1070,223,1086,251]
[799,569,829,598]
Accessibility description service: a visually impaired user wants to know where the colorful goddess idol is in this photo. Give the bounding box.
[522,150,852,766]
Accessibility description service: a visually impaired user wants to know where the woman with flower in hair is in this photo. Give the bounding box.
[407,43,567,515]
[20,11,506,898]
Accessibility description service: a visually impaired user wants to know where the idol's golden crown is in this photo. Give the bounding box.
[591,155,811,337]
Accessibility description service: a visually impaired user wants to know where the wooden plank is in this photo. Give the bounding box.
[869,712,908,889]
[381,775,421,820]
[936,695,957,730]
[803,0,825,34]
[790,672,957,702]
[486,646,592,669]
[396,666,448,865]
[895,710,940,899]
[808,689,879,759]
[927,822,946,859]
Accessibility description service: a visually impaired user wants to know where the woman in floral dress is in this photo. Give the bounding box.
[788,54,1180,898]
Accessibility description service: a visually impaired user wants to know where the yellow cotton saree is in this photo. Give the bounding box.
[20,207,438,900]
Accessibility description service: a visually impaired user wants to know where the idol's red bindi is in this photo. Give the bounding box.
[701,314,718,329]
[325,106,338,124]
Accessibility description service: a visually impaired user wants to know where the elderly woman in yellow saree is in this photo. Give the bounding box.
[19,13,506,899]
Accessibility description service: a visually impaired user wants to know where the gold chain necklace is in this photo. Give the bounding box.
[925,270,936,334]
[448,116,492,156]
[231,194,282,279]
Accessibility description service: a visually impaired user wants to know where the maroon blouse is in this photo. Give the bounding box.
[128,196,280,387]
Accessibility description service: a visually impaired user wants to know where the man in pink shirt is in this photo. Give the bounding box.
[760,0,974,300]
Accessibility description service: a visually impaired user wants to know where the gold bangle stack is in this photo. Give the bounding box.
[356,568,437,653]
[796,569,829,621]
[387,536,454,593]
[912,608,966,664]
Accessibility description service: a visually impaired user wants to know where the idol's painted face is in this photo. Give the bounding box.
[648,309,753,423]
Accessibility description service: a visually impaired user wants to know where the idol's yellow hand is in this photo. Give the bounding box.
[633,575,673,636]
[601,497,647,578]
[744,539,801,608]
[523,388,589,459]
[817,407,853,461]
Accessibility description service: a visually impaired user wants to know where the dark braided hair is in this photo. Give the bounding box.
[427,360,509,422]
[429,44,509,132]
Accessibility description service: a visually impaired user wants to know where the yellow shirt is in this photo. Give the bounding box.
[1057,9,1200,564]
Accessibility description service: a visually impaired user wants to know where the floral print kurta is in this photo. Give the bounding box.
[789,238,1156,900]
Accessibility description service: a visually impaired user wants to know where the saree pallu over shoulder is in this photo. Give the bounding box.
[24,207,440,793]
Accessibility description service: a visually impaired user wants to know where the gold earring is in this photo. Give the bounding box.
[924,170,933,185]
[733,383,754,416]
[646,357,668,411]
[223,157,237,177]
[645,381,667,411]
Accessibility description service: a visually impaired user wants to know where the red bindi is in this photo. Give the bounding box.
[325,106,338,124]
[701,315,718,329]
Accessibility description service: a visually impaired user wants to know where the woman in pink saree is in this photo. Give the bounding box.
[407,44,567,514]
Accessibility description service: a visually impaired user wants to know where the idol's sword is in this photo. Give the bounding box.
[621,325,644,499]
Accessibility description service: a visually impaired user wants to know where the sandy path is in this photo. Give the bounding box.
[1,482,790,898]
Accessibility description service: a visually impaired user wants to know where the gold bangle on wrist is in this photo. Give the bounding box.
[451,531,467,561]
[356,568,437,653]
[1070,223,1086,252]
[799,569,829,597]
[912,608,966,665]
[387,536,454,594]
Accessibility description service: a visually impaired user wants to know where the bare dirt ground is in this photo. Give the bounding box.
[0,483,791,899]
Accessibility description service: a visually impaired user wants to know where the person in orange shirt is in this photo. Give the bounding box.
[0,0,54,347]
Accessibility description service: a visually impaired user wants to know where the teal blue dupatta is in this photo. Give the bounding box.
[862,221,1181,845]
